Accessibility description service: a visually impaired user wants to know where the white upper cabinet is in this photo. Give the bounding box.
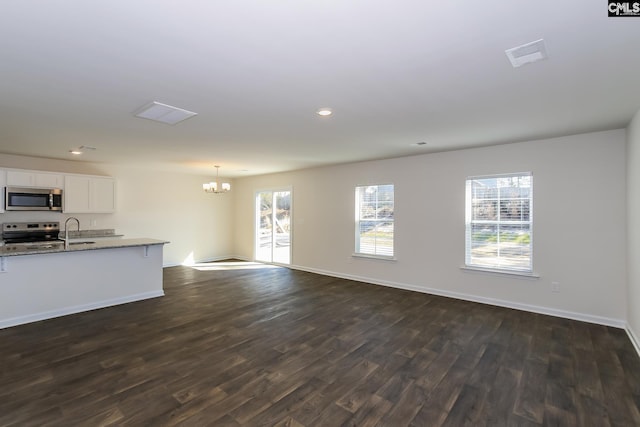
[36,173,64,188]
[0,168,116,214]
[90,177,116,213]
[63,176,91,213]
[0,170,6,213]
[6,170,64,188]
[64,175,116,213]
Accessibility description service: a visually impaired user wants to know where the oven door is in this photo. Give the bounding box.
[5,187,63,211]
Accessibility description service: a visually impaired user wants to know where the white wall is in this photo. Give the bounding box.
[1,128,630,327]
[106,165,234,266]
[628,109,640,349]
[233,129,628,325]
[0,154,233,266]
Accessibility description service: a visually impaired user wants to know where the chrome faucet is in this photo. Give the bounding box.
[64,217,80,249]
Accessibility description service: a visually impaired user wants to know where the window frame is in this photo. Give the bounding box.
[354,184,395,260]
[464,172,533,274]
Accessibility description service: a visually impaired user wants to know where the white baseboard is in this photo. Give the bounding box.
[627,324,640,358]
[288,264,626,329]
[0,290,164,330]
[168,259,628,330]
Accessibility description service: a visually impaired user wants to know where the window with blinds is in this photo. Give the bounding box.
[355,184,394,258]
[465,173,532,272]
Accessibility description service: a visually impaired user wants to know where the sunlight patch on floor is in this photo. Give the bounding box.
[189,261,282,271]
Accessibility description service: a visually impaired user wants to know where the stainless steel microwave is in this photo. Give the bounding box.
[5,187,63,211]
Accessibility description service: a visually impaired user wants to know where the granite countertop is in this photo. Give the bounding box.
[0,238,169,257]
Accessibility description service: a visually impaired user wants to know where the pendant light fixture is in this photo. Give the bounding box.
[203,165,231,194]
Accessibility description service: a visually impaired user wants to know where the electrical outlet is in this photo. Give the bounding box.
[551,281,560,293]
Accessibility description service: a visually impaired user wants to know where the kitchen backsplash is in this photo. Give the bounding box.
[62,229,122,238]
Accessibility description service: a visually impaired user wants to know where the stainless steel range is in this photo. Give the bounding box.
[2,221,63,251]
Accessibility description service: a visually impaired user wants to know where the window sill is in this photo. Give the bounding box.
[352,253,397,262]
[460,265,539,279]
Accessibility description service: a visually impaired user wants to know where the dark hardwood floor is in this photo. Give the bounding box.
[1,262,639,426]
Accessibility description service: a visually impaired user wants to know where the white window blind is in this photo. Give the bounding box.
[465,173,532,272]
[355,184,394,257]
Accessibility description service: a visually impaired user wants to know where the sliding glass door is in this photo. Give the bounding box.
[256,189,291,264]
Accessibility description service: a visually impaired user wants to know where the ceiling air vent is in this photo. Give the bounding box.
[505,39,548,68]
[134,101,197,125]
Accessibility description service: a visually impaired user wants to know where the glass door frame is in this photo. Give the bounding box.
[254,186,292,265]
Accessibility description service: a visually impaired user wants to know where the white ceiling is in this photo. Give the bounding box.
[1,1,639,178]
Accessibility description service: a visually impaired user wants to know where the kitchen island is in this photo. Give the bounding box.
[0,238,168,329]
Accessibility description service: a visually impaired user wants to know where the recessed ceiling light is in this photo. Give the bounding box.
[69,145,97,155]
[134,101,198,125]
[317,108,333,117]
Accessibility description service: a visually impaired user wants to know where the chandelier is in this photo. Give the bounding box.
[203,165,231,194]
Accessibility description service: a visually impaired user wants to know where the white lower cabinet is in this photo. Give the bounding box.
[64,175,116,213]
[0,241,166,328]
